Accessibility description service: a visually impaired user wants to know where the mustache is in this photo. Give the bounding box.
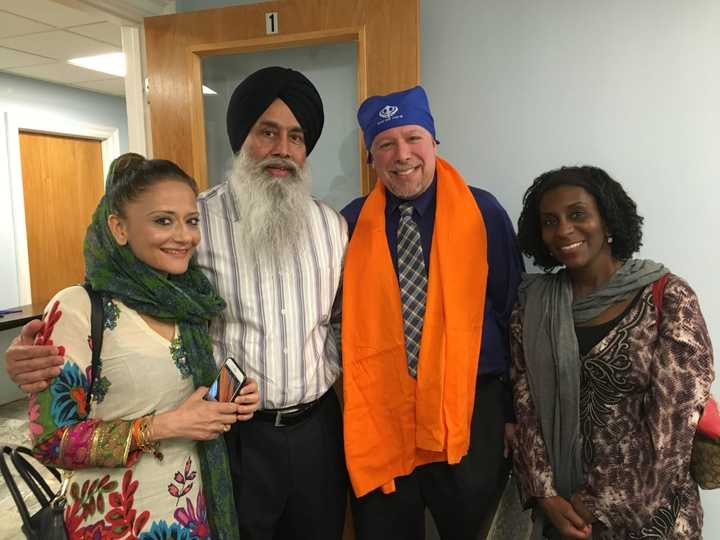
[255,156,300,177]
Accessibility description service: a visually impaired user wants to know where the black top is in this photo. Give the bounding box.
[575,289,644,356]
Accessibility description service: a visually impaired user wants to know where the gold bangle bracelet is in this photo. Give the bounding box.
[137,415,163,461]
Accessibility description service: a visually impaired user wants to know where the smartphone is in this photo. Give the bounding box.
[204,357,247,402]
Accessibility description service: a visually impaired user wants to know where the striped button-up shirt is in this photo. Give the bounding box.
[196,182,347,409]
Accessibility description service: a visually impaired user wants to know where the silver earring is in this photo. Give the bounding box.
[607,235,613,244]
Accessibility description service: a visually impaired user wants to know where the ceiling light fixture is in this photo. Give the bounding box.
[68,52,126,77]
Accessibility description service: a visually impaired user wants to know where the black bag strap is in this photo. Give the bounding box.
[1,446,67,539]
[0,446,33,531]
[11,447,60,507]
[82,283,105,415]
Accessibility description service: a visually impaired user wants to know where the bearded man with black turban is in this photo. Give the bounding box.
[195,66,349,539]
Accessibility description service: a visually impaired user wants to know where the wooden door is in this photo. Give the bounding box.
[144,0,420,194]
[19,131,104,306]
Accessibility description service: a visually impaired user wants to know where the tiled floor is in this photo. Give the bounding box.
[0,398,60,540]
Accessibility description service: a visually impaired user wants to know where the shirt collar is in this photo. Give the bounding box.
[386,176,437,217]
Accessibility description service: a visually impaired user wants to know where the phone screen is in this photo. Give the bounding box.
[205,357,246,402]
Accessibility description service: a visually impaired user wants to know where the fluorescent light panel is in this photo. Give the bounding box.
[68,52,125,77]
[69,53,219,96]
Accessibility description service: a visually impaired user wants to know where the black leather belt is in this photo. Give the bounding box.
[253,392,329,427]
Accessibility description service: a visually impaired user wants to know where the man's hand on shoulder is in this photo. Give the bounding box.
[4,319,63,393]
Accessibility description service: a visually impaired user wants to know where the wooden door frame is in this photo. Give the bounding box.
[144,0,420,194]
[2,111,119,305]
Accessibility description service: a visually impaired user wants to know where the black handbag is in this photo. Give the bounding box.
[0,445,68,539]
[0,284,105,539]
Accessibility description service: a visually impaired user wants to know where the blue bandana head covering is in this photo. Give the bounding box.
[357,85,437,152]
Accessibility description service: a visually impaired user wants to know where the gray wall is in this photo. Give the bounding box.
[0,72,128,154]
[202,43,360,210]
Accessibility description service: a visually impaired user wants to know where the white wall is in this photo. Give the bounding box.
[0,117,17,310]
[422,0,720,533]
[0,73,128,310]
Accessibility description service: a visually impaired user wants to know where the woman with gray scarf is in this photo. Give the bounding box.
[510,166,713,539]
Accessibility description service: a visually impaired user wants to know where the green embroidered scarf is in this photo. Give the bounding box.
[83,193,239,540]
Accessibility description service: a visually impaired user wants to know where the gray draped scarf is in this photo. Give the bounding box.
[518,258,668,539]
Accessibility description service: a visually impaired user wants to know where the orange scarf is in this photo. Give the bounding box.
[341,156,488,497]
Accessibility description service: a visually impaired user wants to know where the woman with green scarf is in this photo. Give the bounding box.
[29,153,258,539]
[510,166,713,539]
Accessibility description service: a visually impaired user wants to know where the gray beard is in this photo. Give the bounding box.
[228,149,312,262]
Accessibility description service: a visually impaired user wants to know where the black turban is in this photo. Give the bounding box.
[226,66,324,156]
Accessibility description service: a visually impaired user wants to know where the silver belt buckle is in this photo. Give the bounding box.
[272,405,304,427]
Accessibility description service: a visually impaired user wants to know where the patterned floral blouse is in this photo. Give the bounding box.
[511,275,714,539]
[30,286,211,539]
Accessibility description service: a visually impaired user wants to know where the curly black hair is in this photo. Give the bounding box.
[517,166,643,271]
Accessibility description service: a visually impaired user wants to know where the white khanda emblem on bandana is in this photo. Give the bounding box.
[379,105,399,120]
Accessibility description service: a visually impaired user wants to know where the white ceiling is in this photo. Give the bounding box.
[0,0,174,97]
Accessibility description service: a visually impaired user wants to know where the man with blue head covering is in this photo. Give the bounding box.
[340,86,524,539]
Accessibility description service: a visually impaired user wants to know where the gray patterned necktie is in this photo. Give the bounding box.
[397,203,428,378]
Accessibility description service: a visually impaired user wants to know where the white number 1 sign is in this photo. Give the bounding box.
[265,12,278,35]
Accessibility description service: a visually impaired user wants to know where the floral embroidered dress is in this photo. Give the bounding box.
[511,276,714,539]
[30,286,211,539]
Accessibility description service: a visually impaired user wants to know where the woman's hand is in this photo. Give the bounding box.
[538,496,592,539]
[153,386,240,441]
[5,320,63,393]
[570,493,596,525]
[234,378,259,420]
